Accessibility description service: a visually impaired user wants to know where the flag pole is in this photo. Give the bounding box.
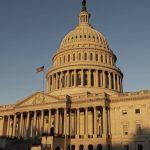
[43,65,45,97]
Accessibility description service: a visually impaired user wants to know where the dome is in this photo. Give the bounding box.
[59,11,109,51]
[46,3,123,96]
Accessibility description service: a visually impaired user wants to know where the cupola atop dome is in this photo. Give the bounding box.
[59,0,109,51]
[79,0,90,25]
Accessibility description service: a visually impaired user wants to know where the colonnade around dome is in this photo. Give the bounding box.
[47,68,123,94]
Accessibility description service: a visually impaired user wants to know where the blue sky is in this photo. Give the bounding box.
[0,0,150,104]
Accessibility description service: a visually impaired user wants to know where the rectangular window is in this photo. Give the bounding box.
[124,145,129,150]
[123,125,128,135]
[122,110,127,115]
[138,144,143,150]
[135,109,140,114]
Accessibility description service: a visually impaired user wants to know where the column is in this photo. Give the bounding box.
[13,114,17,137]
[107,108,110,135]
[33,111,37,137]
[74,110,77,135]
[76,108,80,138]
[60,72,62,89]
[40,110,44,135]
[88,69,91,87]
[120,77,123,92]
[81,69,84,86]
[56,73,58,89]
[67,71,70,87]
[102,107,106,137]
[108,72,111,89]
[95,70,98,87]
[51,75,54,91]
[55,109,59,135]
[0,116,4,137]
[113,73,116,90]
[46,77,49,93]
[94,107,97,138]
[74,70,77,86]
[25,112,30,139]
[48,109,52,135]
[69,110,72,136]
[85,108,88,138]
[7,116,10,137]
[19,112,23,137]
[117,75,120,91]
[63,109,67,135]
[103,71,106,88]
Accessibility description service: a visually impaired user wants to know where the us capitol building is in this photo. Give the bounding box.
[0,1,150,150]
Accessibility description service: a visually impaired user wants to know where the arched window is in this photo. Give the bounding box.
[68,55,70,62]
[55,147,61,150]
[90,53,93,61]
[84,53,87,60]
[73,53,75,61]
[88,145,93,150]
[79,145,84,150]
[96,54,98,61]
[79,53,81,60]
[71,145,75,150]
[97,144,103,150]
[67,145,70,150]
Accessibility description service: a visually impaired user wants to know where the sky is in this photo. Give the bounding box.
[0,0,150,105]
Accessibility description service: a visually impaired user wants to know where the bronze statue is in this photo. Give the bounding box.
[82,0,87,11]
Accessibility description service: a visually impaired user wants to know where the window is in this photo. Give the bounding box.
[96,54,98,61]
[138,145,143,150]
[73,53,75,61]
[123,125,128,135]
[84,53,87,60]
[78,53,81,60]
[122,110,127,115]
[124,145,129,150]
[135,109,140,114]
[90,53,93,61]
[79,145,84,150]
[68,55,70,62]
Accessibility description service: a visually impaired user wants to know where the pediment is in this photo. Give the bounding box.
[15,92,61,107]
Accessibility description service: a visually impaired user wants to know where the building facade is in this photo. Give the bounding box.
[0,1,150,150]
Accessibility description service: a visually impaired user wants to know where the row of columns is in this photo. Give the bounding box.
[1,106,109,139]
[47,69,123,92]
